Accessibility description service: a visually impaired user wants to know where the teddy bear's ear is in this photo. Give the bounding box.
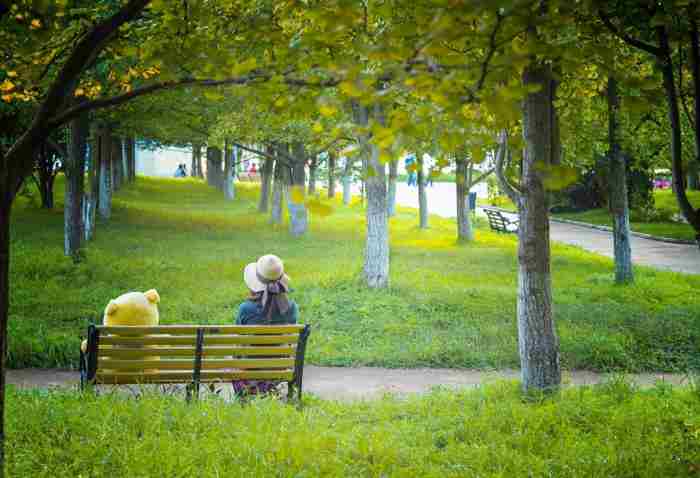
[144,289,160,304]
[106,300,119,316]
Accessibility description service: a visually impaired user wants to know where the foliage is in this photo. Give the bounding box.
[8,177,700,372]
[8,380,700,477]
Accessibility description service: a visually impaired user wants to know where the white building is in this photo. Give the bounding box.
[136,145,191,177]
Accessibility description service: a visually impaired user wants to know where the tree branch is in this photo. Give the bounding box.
[598,8,662,57]
[467,167,495,189]
[46,138,67,159]
[494,130,521,204]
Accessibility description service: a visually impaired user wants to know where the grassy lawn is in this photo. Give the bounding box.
[9,177,700,372]
[9,381,700,477]
[481,190,700,241]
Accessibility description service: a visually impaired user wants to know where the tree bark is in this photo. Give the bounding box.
[111,136,122,192]
[355,102,389,288]
[417,154,428,229]
[342,158,353,205]
[64,113,87,260]
[689,161,700,190]
[36,145,55,209]
[607,76,634,283]
[387,159,398,216]
[288,142,309,236]
[456,158,474,242]
[223,140,235,200]
[328,151,337,199]
[206,146,223,190]
[125,136,136,182]
[308,156,317,195]
[191,144,203,178]
[258,154,274,212]
[98,127,112,220]
[690,17,700,192]
[83,133,98,241]
[270,159,287,225]
[518,60,561,392]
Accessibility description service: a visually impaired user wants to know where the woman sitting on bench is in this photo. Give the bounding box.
[233,254,298,397]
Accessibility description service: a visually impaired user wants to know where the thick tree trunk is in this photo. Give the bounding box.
[417,154,428,229]
[328,151,337,199]
[98,127,112,220]
[191,144,203,178]
[688,161,700,190]
[607,76,633,283]
[83,134,98,241]
[258,155,274,212]
[64,114,87,259]
[387,159,398,216]
[288,142,308,236]
[691,18,700,193]
[456,158,474,242]
[206,146,223,189]
[270,159,287,225]
[518,61,561,392]
[342,158,353,205]
[355,102,389,288]
[308,156,317,196]
[223,140,235,200]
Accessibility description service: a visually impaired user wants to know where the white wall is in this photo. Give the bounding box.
[136,145,191,177]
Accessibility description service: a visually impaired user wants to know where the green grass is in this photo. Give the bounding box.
[481,190,700,241]
[397,173,456,183]
[9,177,700,372]
[8,380,700,477]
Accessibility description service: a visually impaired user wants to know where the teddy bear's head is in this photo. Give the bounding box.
[103,289,160,326]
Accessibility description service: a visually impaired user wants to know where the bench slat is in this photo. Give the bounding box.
[98,358,295,370]
[98,346,297,359]
[99,334,299,346]
[95,370,294,384]
[97,325,305,335]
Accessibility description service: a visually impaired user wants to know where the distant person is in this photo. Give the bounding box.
[405,154,417,187]
[174,164,186,178]
[233,254,298,398]
[249,162,257,174]
[181,163,188,176]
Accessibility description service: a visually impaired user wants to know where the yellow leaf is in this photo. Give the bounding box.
[1,94,12,103]
[30,19,41,29]
[7,71,17,78]
[0,80,14,92]
[319,105,337,117]
[74,88,85,97]
[312,122,324,133]
[339,80,362,98]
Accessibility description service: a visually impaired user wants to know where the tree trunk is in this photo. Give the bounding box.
[691,17,700,193]
[607,76,633,283]
[64,113,87,260]
[417,154,428,229]
[308,156,317,196]
[223,140,235,200]
[688,161,700,190]
[125,136,136,182]
[270,159,287,225]
[206,146,223,189]
[518,60,561,392]
[191,144,202,178]
[288,142,308,236]
[328,151,337,199]
[258,154,274,213]
[98,127,112,220]
[355,102,389,288]
[387,159,398,216]
[664,24,700,242]
[111,136,122,192]
[83,134,98,241]
[36,145,55,209]
[456,158,474,242]
[342,158,353,205]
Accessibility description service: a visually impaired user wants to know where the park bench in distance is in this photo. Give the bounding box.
[483,208,519,234]
[80,324,311,402]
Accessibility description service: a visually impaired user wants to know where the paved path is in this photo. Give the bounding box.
[395,183,700,275]
[8,367,687,401]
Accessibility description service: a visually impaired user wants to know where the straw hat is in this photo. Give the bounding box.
[244,254,288,292]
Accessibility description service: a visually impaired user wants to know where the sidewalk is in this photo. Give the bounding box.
[8,367,687,401]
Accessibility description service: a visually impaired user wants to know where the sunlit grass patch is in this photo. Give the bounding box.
[9,176,700,372]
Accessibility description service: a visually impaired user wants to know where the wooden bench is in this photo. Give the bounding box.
[483,208,519,234]
[79,324,311,402]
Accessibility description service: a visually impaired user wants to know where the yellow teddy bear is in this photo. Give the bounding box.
[81,289,160,353]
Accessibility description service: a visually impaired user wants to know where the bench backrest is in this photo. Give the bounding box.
[483,209,510,232]
[81,324,310,390]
